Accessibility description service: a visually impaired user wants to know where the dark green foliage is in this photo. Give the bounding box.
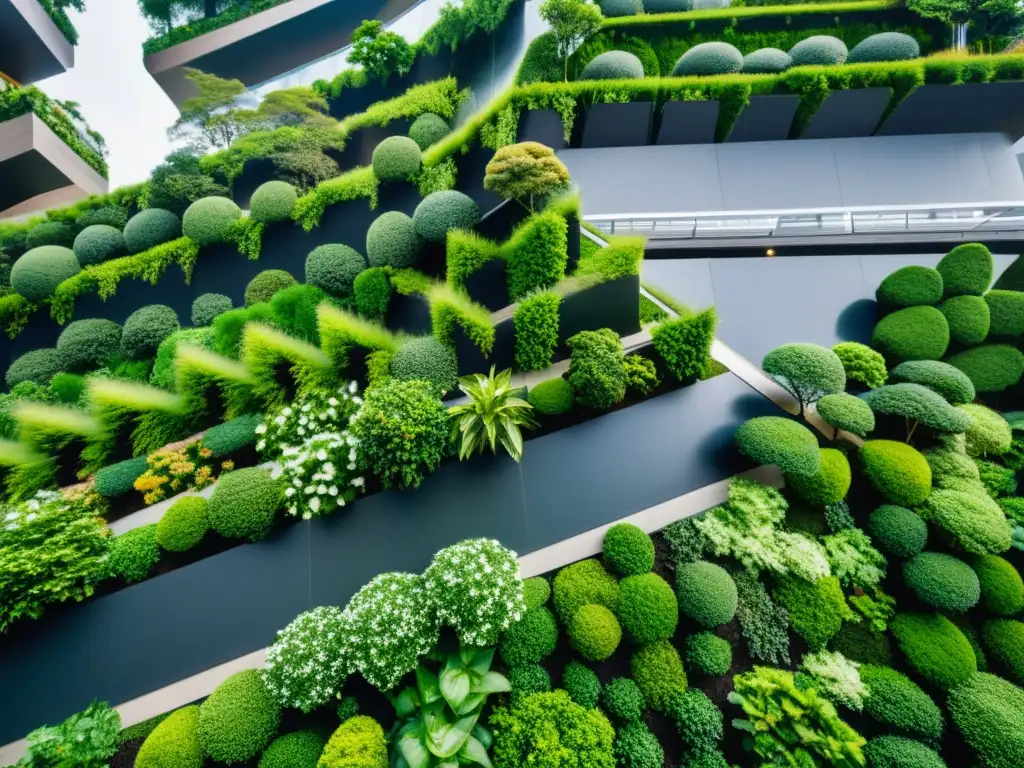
[336,695,360,724]
[121,304,180,360]
[366,211,421,268]
[26,221,75,249]
[877,266,943,307]
[244,269,297,307]
[408,113,449,149]
[685,632,732,676]
[861,665,943,744]
[56,318,121,372]
[156,496,210,553]
[982,619,1024,683]
[903,553,981,614]
[597,0,642,15]
[203,414,262,458]
[198,669,281,764]
[191,292,233,326]
[499,606,558,667]
[869,505,927,559]
[675,561,737,628]
[872,306,950,363]
[947,672,1024,768]
[859,440,932,506]
[5,348,62,388]
[603,522,654,576]
[553,558,620,624]
[743,47,793,73]
[509,664,551,701]
[353,267,392,321]
[848,32,921,62]
[946,344,1024,393]
[11,245,80,302]
[773,575,849,650]
[984,289,1024,337]
[371,135,421,182]
[785,447,850,505]
[390,336,458,395]
[830,621,893,666]
[527,377,574,415]
[971,555,1024,615]
[413,190,480,243]
[106,524,160,584]
[304,243,365,298]
[665,689,723,757]
[833,341,888,389]
[891,612,977,689]
[72,224,125,266]
[182,196,242,246]
[208,467,280,541]
[94,455,148,498]
[651,307,716,380]
[861,382,972,433]
[522,576,550,609]
[569,603,622,661]
[49,372,86,405]
[816,393,875,437]
[939,295,990,345]
[123,208,182,253]
[514,291,560,371]
[602,678,645,723]
[613,722,663,768]
[662,517,704,564]
[581,50,645,79]
[937,243,993,297]
[734,569,790,666]
[977,458,1017,498]
[567,328,626,410]
[249,181,297,224]
[789,34,848,65]
[672,42,744,75]
[863,736,946,768]
[889,360,975,404]
[563,661,602,709]
[735,416,821,476]
[258,730,326,768]
[78,207,128,230]
[631,640,687,712]
[618,573,678,644]
[762,342,846,409]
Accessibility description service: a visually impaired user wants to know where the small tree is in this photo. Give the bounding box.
[540,0,604,81]
[761,343,846,414]
[484,142,570,210]
[906,0,1024,47]
[168,68,250,151]
[349,20,414,83]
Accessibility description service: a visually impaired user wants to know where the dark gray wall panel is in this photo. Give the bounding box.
[518,109,568,149]
[641,258,716,310]
[727,96,798,143]
[880,83,1024,138]
[802,88,891,140]
[582,103,654,148]
[656,101,719,145]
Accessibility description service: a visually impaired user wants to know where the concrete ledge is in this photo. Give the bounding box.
[0,0,74,83]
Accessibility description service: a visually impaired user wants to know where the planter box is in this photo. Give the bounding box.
[802,88,891,140]
[386,291,432,336]
[583,102,654,148]
[727,95,798,143]
[476,199,531,242]
[74,274,194,328]
[455,145,505,212]
[517,109,568,149]
[337,119,412,170]
[656,100,718,146]
[463,258,510,312]
[566,214,582,274]
[879,82,1024,137]
[558,275,641,352]
[452,314,515,375]
[228,157,280,210]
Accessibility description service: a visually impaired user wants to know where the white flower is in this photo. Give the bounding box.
[285,487,296,497]
[255,423,267,434]
[351,477,365,488]
[309,497,321,513]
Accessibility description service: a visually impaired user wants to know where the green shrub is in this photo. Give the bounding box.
[863,736,945,768]
[106,524,159,583]
[371,135,421,182]
[302,243,364,299]
[249,181,297,223]
[500,606,558,666]
[598,0,642,15]
[643,0,691,10]
[602,678,645,723]
[56,318,121,372]
[675,561,737,628]
[156,496,210,553]
[947,672,1024,768]
[569,603,622,661]
[567,328,626,410]
[631,640,687,712]
[191,292,233,326]
[603,522,654,576]
[412,190,480,243]
[94,455,148,498]
[613,722,663,768]
[945,344,1024,393]
[514,291,560,371]
[336,696,359,724]
[868,505,927,559]
[78,207,128,230]
[389,336,458,395]
[73,224,125,266]
[785,447,850,505]
[939,295,990,345]
[408,113,449,149]
[977,458,1017,497]
[149,326,214,388]
[774,575,849,650]
[848,31,921,63]
[623,353,659,395]
[202,414,261,458]
[762,342,846,410]
[366,211,421,268]
[920,488,1012,555]
[831,621,893,666]
[651,306,716,380]
[245,269,297,307]
[859,440,931,506]
[833,341,887,389]
[49,372,86,404]
[522,576,551,609]
[816,393,875,437]
[618,573,678,644]
[685,631,732,677]
[5,348,62,388]
[581,50,645,79]
[672,42,744,75]
[123,208,182,253]
[26,221,75,249]
[903,553,981,614]
[861,383,972,433]
[528,377,574,415]
[665,688,723,757]
[860,665,943,744]
[505,211,569,301]
[982,619,1024,683]
[984,289,1024,337]
[789,34,848,66]
[207,467,280,541]
[971,555,1024,615]
[891,612,977,689]
[259,730,326,768]
[121,304,180,360]
[134,705,202,768]
[563,660,602,709]
[509,664,551,701]
[960,403,1012,456]
[872,306,949,363]
[353,267,391,321]
[877,266,944,307]
[735,416,821,476]
[889,360,975,404]
[318,716,387,768]
[198,669,281,763]
[743,47,793,73]
[937,243,993,297]
[552,557,620,623]
[11,246,80,302]
[927,446,980,484]
[182,196,242,246]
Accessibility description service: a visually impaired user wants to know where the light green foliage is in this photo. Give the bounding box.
[509,664,551,701]
[618,573,677,644]
[409,113,450,149]
[939,295,990,345]
[429,283,495,354]
[861,382,972,433]
[245,269,296,307]
[948,672,1024,768]
[872,306,950,363]
[135,705,203,768]
[959,403,1012,456]
[984,289,1024,337]
[17,700,120,768]
[150,327,215,389]
[868,505,927,559]
[181,196,242,246]
[569,603,622,661]
[631,640,688,712]
[801,649,866,711]
[522,576,551,609]
[920,488,1012,555]
[937,243,993,297]
[946,344,1024,393]
[775,575,851,650]
[371,135,421,182]
[823,528,886,589]
[191,292,233,326]
[602,522,654,576]
[982,619,1024,683]
[505,212,569,301]
[500,606,558,666]
[123,209,182,253]
[675,561,737,627]
[743,47,793,73]
[903,553,980,614]
[198,669,281,764]
[833,341,887,389]
[923,445,981,488]
[848,31,921,62]
[304,244,365,298]
[623,353,660,396]
[889,360,976,405]
[581,50,645,79]
[789,34,849,65]
[156,496,209,553]
[105,524,159,584]
[318,715,387,768]
[602,678,645,723]
[264,606,350,713]
[762,342,846,410]
[672,41,744,75]
[11,245,80,301]
[971,555,1024,615]
[567,328,626,410]
[734,569,791,666]
[207,466,280,541]
[876,265,943,307]
[413,190,480,242]
[651,307,716,381]
[249,181,297,223]
[353,267,392,321]
[121,304,180,360]
[514,291,560,371]
[317,303,403,372]
[366,211,422,268]
[391,336,458,395]
[860,664,943,744]
[685,632,732,677]
[862,736,946,768]
[528,377,574,415]
[859,440,931,506]
[483,142,571,210]
[5,348,63,388]
[977,458,1017,498]
[56,318,121,372]
[259,730,326,768]
[73,224,125,267]
[816,393,875,438]
[563,660,602,708]
[891,612,977,689]
[786,447,851,505]
[735,416,821,476]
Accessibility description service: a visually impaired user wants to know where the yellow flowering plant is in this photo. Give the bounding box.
[133,442,234,505]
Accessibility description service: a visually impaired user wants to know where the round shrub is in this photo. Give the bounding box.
[872,306,949,363]
[774,575,848,650]
[372,135,421,182]
[903,553,981,614]
[861,382,972,433]
[94,456,148,498]
[789,35,848,66]
[509,663,551,700]
[877,266,944,307]
[945,344,1024,393]
[785,447,851,505]
[735,416,821,476]
[491,691,614,768]
[249,180,297,223]
[528,377,574,415]
[499,606,558,666]
[413,190,480,243]
[832,342,887,390]
[581,50,645,80]
[926,447,980,485]
[939,295,990,345]
[10,245,80,302]
[319,716,387,768]
[563,660,602,708]
[686,632,732,676]
[569,603,622,661]
[863,736,946,768]
[743,47,793,73]
[762,342,846,408]
[245,269,297,307]
[848,31,921,63]
[156,496,210,553]
[198,669,281,764]
[408,113,449,149]
[984,289,1024,337]
[631,640,687,711]
[121,304,180,359]
[25,221,75,249]
[982,619,1024,683]
[860,664,943,743]
[859,440,931,506]
[389,336,458,395]
[191,292,233,326]
[891,612,977,689]
[366,210,421,268]
[972,555,1024,615]
[672,42,743,76]
[603,523,654,576]
[5,348,62,388]
[598,0,642,15]
[553,557,620,623]
[522,576,550,609]
[937,243,993,297]
[207,467,280,541]
[614,722,663,768]
[258,730,326,768]
[353,267,391,321]
[920,488,1012,555]
[182,196,242,246]
[77,207,128,230]
[135,705,202,768]
[889,360,975,404]
[816,393,876,437]
[869,505,927,558]
[202,414,262,458]
[48,372,84,404]
[618,573,677,644]
[831,621,893,666]
[123,208,182,253]
[56,318,121,371]
[73,224,125,266]
[948,672,1024,768]
[603,678,645,723]
[665,688,723,756]
[106,524,160,583]
[675,561,737,628]
[304,244,365,298]
[960,403,1012,456]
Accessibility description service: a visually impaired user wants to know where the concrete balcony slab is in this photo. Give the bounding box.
[0,0,74,83]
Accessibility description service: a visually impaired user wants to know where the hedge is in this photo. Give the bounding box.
[25,221,75,250]
[198,669,281,763]
[631,640,688,712]
[515,292,560,371]
[773,575,849,650]
[862,737,946,768]
[56,318,121,372]
[582,50,646,79]
[249,181,297,224]
[888,360,975,405]
[94,455,148,498]
[121,305,181,360]
[181,197,242,246]
[675,561,737,628]
[106,524,160,584]
[651,307,716,381]
[890,612,977,689]
[860,665,944,744]
[123,208,182,253]
[936,243,993,297]
[505,212,569,302]
[868,505,927,559]
[73,224,126,267]
[134,705,203,768]
[390,336,458,395]
[528,377,575,415]
[947,672,1024,768]
[859,440,931,506]
[11,246,81,302]
[785,447,850,505]
[245,270,297,307]
[971,555,1024,615]
[945,344,1024,393]
[871,306,949,363]
[566,328,627,411]
[984,289,1024,337]
[523,576,551,609]
[603,522,655,576]
[816,393,875,437]
[207,467,280,541]
[353,267,392,321]
[203,413,261,457]
[876,265,943,307]
[903,552,981,614]
[156,496,210,553]
[830,621,893,667]
[259,730,326,768]
[412,190,480,243]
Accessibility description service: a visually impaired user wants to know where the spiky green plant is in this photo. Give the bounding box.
[84,379,187,471]
[241,322,335,409]
[13,402,101,448]
[448,367,537,462]
[175,344,257,420]
[317,303,405,372]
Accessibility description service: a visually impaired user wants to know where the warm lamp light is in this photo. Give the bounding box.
[766,248,776,257]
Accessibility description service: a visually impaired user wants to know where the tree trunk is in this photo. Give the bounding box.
[205,0,217,18]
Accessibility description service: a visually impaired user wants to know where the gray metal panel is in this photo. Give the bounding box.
[517,108,568,149]
[727,96,798,143]
[656,100,719,145]
[880,83,1024,139]
[716,140,844,210]
[642,259,716,310]
[582,103,653,148]
[802,88,891,140]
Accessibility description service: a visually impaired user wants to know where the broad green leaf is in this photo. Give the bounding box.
[472,670,510,695]
[472,723,493,750]
[394,687,419,718]
[468,647,495,676]
[400,731,431,768]
[1004,411,1024,431]
[459,735,494,768]
[417,665,442,704]
[440,666,472,711]
[453,692,486,717]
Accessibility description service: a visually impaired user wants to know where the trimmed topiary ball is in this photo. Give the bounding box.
[563,660,602,708]
[982,619,1024,683]
[182,196,242,246]
[877,266,944,307]
[366,210,422,268]
[372,136,422,182]
[528,377,574,415]
[921,488,1012,555]
[499,606,558,666]
[735,416,821,476]
[603,522,654,576]
[863,736,946,768]
[73,224,125,266]
[120,304,180,360]
[305,244,365,298]
[816,393,875,437]
[848,32,921,63]
[249,180,297,223]
[598,0,643,14]
[569,603,622,661]
[553,558,620,623]
[774,575,849,650]
[203,414,262,458]
[903,552,981,614]
[937,243,993,297]
[245,269,297,307]
[833,341,888,389]
[939,295,990,345]
[859,440,931,506]
[198,668,281,764]
[945,344,1024,393]
[889,360,975,405]
[742,47,793,73]
[613,722,663,768]
[785,447,851,505]
[413,190,481,243]
[675,561,737,628]
[106,524,160,583]
[26,221,75,249]
[618,573,678,644]
[123,208,182,253]
[631,640,687,712]
[319,716,387,768]
[672,42,744,76]
[860,664,944,744]
[5,348,62,388]
[869,505,927,558]
[891,612,977,689]
[156,495,210,552]
[208,467,280,541]
[11,246,80,302]
[603,678,645,723]
[408,113,450,149]
[389,336,458,395]
[984,289,1024,337]
[581,50,646,80]
[971,555,1024,615]
[664,688,723,756]
[789,35,848,66]
[523,576,551,609]
[56,318,121,372]
[872,305,949,363]
[947,672,1024,768]
[509,664,551,701]
[77,206,128,230]
[686,632,732,676]
[135,705,203,768]
[191,292,233,326]
[258,730,326,768]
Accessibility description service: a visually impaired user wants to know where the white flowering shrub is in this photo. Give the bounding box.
[800,650,865,711]
[263,606,351,712]
[279,432,364,519]
[255,382,361,460]
[423,539,525,647]
[342,572,439,691]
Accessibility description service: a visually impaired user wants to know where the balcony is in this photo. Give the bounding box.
[0,0,74,84]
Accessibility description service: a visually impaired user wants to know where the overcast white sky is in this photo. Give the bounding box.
[37,0,178,189]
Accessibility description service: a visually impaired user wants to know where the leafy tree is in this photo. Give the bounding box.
[270,125,341,192]
[762,343,846,413]
[540,0,604,80]
[349,20,414,83]
[256,86,331,128]
[906,0,1024,46]
[147,148,229,215]
[168,68,251,151]
[484,142,571,210]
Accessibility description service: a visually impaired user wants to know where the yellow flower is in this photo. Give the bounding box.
[221,460,235,472]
